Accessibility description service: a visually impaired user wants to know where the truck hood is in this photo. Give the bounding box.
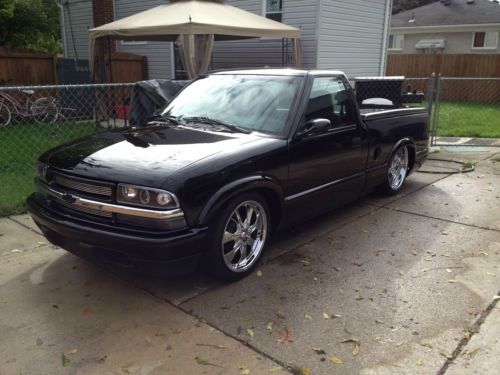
[42,126,266,187]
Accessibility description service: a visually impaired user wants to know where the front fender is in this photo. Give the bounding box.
[197,175,285,226]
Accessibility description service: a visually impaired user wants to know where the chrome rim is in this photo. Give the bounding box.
[388,146,408,191]
[222,200,268,272]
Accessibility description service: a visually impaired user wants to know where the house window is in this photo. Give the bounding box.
[472,32,498,49]
[120,40,148,46]
[265,0,283,22]
[388,34,404,51]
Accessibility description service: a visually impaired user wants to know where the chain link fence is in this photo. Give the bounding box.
[0,83,147,216]
[433,77,500,144]
[1,75,499,216]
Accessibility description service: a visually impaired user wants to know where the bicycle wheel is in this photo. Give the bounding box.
[32,97,59,124]
[0,101,12,127]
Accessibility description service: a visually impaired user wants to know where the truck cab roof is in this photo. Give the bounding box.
[212,68,347,78]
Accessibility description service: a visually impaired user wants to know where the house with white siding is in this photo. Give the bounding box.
[59,0,392,79]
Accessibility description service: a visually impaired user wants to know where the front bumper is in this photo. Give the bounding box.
[27,194,208,275]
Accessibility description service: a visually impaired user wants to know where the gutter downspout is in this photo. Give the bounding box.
[56,0,68,58]
[379,0,392,76]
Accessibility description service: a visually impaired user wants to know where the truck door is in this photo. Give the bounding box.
[286,75,367,219]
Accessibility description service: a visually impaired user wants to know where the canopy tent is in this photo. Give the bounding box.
[88,0,302,79]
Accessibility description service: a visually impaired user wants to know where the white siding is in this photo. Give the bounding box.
[212,0,319,70]
[317,0,389,77]
[62,0,93,59]
[115,0,174,79]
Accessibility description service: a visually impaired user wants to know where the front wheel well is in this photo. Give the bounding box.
[254,188,282,233]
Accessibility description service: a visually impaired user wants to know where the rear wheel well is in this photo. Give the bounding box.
[405,143,416,171]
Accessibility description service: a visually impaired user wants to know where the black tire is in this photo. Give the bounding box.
[203,192,271,282]
[379,145,409,196]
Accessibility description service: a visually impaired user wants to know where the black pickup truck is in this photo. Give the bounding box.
[28,69,429,281]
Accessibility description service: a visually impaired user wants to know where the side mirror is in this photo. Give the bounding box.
[298,118,331,137]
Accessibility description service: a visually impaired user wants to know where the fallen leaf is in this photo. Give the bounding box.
[411,251,418,256]
[416,357,424,366]
[493,295,500,301]
[312,347,326,355]
[246,328,255,339]
[304,314,313,320]
[362,229,369,233]
[399,270,405,276]
[486,272,496,277]
[296,367,312,375]
[256,270,263,277]
[195,357,210,366]
[446,269,452,273]
[269,366,283,373]
[11,249,21,253]
[355,296,364,301]
[421,268,429,273]
[323,312,330,320]
[420,342,433,349]
[240,364,250,374]
[375,319,385,324]
[333,266,342,272]
[463,331,471,340]
[300,259,311,266]
[61,353,71,367]
[173,328,183,334]
[440,351,453,360]
[339,337,360,344]
[441,231,448,236]
[145,336,152,344]
[266,322,274,331]
[276,328,293,344]
[352,344,360,356]
[395,342,404,347]
[195,343,227,349]
[332,314,342,318]
[330,356,343,365]
[66,348,78,355]
[479,251,488,256]
[448,280,457,283]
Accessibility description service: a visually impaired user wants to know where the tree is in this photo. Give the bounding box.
[0,0,61,53]
[392,0,438,14]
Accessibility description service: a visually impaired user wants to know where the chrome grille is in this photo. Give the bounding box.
[56,199,113,218]
[54,174,112,197]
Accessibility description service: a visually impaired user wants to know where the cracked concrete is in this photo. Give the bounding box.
[1,146,499,374]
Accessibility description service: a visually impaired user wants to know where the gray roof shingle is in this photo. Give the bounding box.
[391,0,500,28]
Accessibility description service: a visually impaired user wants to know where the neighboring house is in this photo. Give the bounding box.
[59,0,392,78]
[389,0,500,54]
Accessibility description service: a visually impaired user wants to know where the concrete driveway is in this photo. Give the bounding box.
[1,147,499,375]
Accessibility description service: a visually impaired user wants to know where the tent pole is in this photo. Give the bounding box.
[107,36,113,83]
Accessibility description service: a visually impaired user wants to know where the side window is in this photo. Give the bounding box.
[305,77,356,126]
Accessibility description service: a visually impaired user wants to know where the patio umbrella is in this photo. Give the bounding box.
[88,0,301,79]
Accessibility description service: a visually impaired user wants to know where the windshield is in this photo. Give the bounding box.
[161,74,302,135]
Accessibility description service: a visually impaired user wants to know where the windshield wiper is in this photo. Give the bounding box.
[147,114,181,125]
[182,116,251,134]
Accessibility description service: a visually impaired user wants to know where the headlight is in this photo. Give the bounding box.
[37,161,48,182]
[117,184,179,209]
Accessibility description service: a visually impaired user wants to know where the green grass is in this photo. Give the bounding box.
[0,122,96,216]
[436,102,500,138]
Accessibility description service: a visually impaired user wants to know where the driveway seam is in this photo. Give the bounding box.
[382,206,500,233]
[438,290,500,375]
[7,217,42,235]
[98,264,292,373]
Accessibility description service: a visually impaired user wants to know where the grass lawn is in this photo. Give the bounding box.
[436,102,500,138]
[0,122,96,216]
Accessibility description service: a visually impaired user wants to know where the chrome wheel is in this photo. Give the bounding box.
[222,200,268,272]
[388,146,409,191]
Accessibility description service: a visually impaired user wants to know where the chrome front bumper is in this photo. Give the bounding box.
[36,181,184,220]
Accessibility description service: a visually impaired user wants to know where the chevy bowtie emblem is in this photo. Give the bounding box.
[62,193,77,204]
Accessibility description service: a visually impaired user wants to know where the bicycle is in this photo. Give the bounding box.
[0,89,60,127]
